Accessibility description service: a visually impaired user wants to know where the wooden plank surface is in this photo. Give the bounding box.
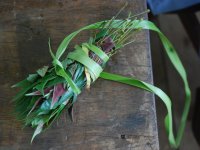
[0,0,159,149]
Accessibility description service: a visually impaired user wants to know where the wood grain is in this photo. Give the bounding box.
[0,0,159,149]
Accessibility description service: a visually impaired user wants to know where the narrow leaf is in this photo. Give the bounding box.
[31,120,44,143]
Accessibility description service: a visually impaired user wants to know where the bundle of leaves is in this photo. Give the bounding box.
[12,10,191,149]
[12,15,136,141]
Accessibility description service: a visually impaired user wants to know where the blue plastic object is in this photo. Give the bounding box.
[147,0,200,15]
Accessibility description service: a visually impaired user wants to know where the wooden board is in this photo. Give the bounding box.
[0,0,159,149]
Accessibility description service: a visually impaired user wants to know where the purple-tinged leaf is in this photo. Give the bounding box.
[101,37,115,52]
[51,83,65,108]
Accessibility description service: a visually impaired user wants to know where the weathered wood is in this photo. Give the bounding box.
[0,0,159,149]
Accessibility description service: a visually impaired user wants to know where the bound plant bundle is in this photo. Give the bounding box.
[12,10,191,149]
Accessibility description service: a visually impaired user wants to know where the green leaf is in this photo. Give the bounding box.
[67,47,103,81]
[46,104,66,127]
[34,74,55,95]
[27,74,39,82]
[12,84,35,102]
[14,97,32,119]
[83,43,109,63]
[95,29,108,41]
[11,79,31,88]
[55,21,106,59]
[37,66,49,77]
[131,20,191,148]
[48,41,81,95]
[45,77,65,88]
[31,120,44,143]
[55,65,81,95]
[27,97,41,116]
[74,67,84,83]
[100,70,190,149]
